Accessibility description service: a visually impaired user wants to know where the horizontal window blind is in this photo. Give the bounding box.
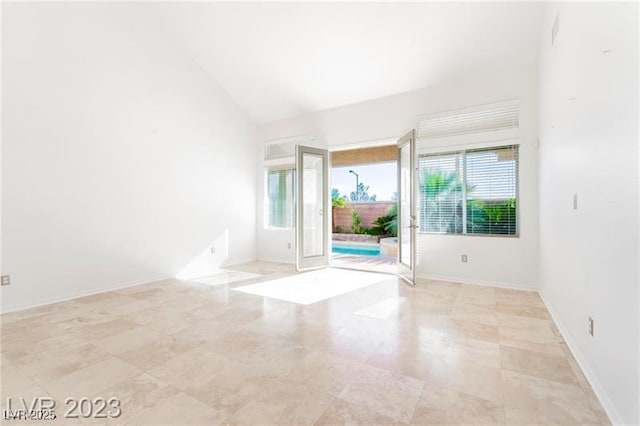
[264,136,318,161]
[265,143,296,161]
[267,169,295,228]
[466,145,518,235]
[418,103,519,140]
[418,152,464,234]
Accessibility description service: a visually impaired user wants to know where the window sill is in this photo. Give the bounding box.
[418,232,520,239]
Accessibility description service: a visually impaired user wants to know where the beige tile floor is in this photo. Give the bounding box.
[1,261,609,425]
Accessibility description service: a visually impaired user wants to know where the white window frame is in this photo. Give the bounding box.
[417,143,520,238]
[264,166,295,230]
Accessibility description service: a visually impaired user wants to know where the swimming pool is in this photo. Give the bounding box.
[332,242,381,256]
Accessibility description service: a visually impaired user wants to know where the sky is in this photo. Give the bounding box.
[331,161,397,201]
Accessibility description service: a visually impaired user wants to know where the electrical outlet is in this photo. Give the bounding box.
[461,255,468,263]
[1,275,10,286]
[588,317,594,336]
[287,242,292,249]
[210,247,216,254]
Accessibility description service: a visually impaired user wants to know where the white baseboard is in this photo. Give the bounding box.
[177,257,260,280]
[0,274,173,315]
[538,289,621,425]
[1,256,263,315]
[416,273,537,291]
[223,257,261,267]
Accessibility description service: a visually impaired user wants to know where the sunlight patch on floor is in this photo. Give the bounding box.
[232,268,388,305]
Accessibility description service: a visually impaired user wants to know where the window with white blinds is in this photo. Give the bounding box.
[419,152,464,234]
[266,168,295,229]
[418,145,519,236]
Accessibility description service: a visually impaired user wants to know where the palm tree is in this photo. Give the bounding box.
[385,204,398,236]
[331,188,346,232]
[421,170,464,233]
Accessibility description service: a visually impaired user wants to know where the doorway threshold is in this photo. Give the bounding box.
[331,254,397,275]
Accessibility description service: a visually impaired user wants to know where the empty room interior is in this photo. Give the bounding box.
[1,1,639,425]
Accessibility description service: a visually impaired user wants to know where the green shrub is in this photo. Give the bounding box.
[371,204,398,237]
[350,209,364,234]
[466,198,517,235]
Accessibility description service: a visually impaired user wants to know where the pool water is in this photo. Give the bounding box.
[332,243,381,256]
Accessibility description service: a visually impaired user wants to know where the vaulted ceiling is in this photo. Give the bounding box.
[152,2,544,123]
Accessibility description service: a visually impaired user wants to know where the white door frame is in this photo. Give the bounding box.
[397,130,417,285]
[295,145,330,271]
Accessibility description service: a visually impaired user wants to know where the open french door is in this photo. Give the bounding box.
[295,145,330,271]
[397,130,417,285]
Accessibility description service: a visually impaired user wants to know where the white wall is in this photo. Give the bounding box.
[1,3,257,312]
[257,65,539,289]
[538,3,639,424]
[0,0,4,288]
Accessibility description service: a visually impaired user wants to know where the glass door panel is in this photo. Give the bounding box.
[296,145,329,271]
